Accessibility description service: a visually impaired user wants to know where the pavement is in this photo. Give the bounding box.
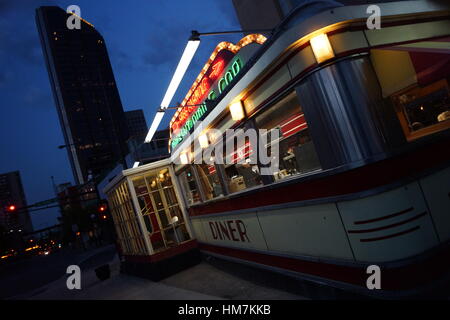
[13,245,307,300]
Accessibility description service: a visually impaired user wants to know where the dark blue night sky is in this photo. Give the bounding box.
[0,0,241,230]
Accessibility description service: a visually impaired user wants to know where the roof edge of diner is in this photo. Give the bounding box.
[122,158,171,177]
[102,158,172,194]
[169,0,450,160]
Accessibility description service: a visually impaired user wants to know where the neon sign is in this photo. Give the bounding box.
[171,57,242,149]
[169,34,268,151]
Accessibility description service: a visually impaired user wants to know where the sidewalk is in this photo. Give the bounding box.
[23,252,219,300]
[19,246,306,300]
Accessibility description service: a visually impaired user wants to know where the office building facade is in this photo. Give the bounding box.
[125,110,148,139]
[0,171,33,234]
[36,6,129,184]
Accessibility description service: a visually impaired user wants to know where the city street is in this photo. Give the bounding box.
[0,245,116,299]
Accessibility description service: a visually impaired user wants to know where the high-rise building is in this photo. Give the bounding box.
[232,0,411,31]
[0,171,33,234]
[36,6,129,184]
[125,109,148,139]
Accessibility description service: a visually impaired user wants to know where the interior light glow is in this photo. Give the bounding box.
[229,101,245,121]
[310,33,335,64]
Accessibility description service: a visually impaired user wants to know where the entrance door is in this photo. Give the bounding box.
[133,168,191,253]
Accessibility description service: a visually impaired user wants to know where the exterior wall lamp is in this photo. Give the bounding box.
[310,33,335,64]
[229,100,245,121]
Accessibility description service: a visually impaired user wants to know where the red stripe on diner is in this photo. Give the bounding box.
[198,241,450,291]
[189,138,450,217]
[198,243,365,287]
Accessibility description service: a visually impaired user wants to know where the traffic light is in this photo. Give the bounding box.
[6,205,16,212]
[97,202,109,220]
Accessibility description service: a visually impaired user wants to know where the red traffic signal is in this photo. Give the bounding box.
[6,205,16,212]
[98,202,108,213]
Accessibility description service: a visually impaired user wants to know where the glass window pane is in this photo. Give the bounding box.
[163,186,178,207]
[177,167,201,204]
[133,177,148,196]
[196,164,224,200]
[256,91,321,181]
[392,79,450,139]
[157,209,169,228]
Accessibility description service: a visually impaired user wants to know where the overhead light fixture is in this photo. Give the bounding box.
[310,33,335,64]
[229,101,245,121]
[198,133,209,149]
[161,38,201,109]
[145,111,165,143]
[145,36,201,143]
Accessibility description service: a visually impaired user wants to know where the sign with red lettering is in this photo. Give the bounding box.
[171,50,235,134]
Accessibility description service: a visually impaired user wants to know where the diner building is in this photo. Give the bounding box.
[105,0,450,296]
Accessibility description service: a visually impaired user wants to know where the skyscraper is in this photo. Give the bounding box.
[125,109,148,139]
[0,171,33,234]
[36,6,129,184]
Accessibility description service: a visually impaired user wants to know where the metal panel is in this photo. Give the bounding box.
[190,219,207,242]
[295,56,386,169]
[364,20,450,47]
[200,212,268,251]
[244,64,292,115]
[287,46,316,79]
[338,182,439,262]
[329,31,368,55]
[420,166,450,242]
[257,203,354,260]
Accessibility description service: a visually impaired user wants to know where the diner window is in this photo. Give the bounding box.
[223,135,263,193]
[131,167,191,253]
[177,166,201,204]
[392,79,450,141]
[107,182,147,256]
[255,91,321,181]
[195,164,224,201]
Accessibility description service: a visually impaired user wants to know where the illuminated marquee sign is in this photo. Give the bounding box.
[171,54,242,149]
[169,34,268,151]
